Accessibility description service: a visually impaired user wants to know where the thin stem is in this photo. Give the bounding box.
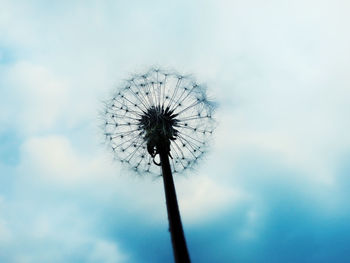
[159,146,191,263]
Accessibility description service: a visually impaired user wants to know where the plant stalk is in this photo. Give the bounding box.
[159,148,191,263]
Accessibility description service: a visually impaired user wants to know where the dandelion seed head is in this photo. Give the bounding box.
[103,68,216,175]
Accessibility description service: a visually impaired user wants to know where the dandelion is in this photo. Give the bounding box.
[103,68,216,262]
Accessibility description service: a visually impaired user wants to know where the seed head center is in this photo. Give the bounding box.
[139,106,179,156]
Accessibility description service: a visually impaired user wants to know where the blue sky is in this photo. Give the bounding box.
[1,0,350,262]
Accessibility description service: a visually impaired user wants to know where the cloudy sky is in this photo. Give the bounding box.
[1,0,350,262]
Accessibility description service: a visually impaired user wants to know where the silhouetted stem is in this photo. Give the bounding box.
[159,148,191,263]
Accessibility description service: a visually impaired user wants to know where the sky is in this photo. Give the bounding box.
[0,0,350,262]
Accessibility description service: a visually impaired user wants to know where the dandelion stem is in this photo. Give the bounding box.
[159,146,191,263]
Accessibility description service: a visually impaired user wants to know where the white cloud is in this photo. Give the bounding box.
[237,210,258,240]
[0,219,12,244]
[0,61,70,134]
[177,175,248,224]
[0,184,128,262]
[19,135,87,184]
[201,0,350,185]
[0,210,128,263]
[88,240,128,263]
[0,196,12,244]
[16,134,168,221]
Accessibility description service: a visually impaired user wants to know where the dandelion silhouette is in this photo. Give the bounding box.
[103,68,216,262]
